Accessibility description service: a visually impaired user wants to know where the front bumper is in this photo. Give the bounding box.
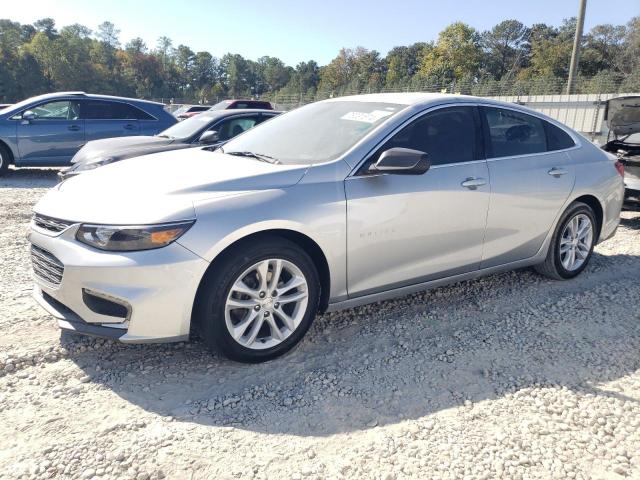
[29,223,210,343]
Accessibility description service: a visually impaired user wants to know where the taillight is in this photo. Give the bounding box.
[614,160,625,178]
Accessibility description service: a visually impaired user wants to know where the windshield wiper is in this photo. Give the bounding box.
[225,151,280,164]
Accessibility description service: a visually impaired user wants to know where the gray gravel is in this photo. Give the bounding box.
[1,167,639,480]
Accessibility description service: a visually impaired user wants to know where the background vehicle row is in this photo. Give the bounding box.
[0,92,176,174]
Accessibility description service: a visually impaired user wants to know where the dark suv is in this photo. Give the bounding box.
[0,92,176,175]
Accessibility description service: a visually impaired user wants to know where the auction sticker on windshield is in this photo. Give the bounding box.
[341,110,395,123]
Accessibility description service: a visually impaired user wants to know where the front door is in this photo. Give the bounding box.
[345,105,490,297]
[16,100,84,165]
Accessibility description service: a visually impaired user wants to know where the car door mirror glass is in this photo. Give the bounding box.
[370,147,430,175]
[199,130,219,144]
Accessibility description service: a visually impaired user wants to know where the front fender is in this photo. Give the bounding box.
[0,121,19,162]
[178,184,348,302]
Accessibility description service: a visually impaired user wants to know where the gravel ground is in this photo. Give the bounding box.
[1,167,639,480]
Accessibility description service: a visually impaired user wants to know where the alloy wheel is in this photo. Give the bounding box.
[224,258,309,350]
[559,213,593,271]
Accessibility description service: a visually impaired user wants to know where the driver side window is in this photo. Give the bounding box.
[32,101,80,120]
[217,116,259,141]
[361,106,481,173]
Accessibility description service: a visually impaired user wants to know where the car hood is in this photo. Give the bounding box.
[606,96,640,137]
[71,136,178,164]
[35,148,309,225]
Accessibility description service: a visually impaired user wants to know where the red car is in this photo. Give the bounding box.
[172,105,212,121]
[210,99,273,111]
[177,100,274,120]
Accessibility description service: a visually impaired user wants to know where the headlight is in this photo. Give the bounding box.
[75,157,117,172]
[76,221,195,251]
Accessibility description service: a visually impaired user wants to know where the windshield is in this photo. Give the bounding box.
[222,101,404,165]
[160,112,217,139]
[0,94,59,116]
[209,100,233,111]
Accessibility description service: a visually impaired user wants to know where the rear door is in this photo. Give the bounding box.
[79,100,142,140]
[16,100,84,165]
[480,106,577,267]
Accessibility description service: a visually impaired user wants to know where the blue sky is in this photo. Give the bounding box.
[3,0,637,65]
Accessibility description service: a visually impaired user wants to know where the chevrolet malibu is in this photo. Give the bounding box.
[29,93,625,363]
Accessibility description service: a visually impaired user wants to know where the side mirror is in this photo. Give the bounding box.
[22,110,37,122]
[199,130,219,144]
[370,147,430,175]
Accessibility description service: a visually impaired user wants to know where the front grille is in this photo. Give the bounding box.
[33,214,74,233]
[31,245,64,286]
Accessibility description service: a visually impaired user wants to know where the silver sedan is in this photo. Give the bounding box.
[29,93,625,362]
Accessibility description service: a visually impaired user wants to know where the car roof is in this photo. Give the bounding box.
[198,108,281,119]
[325,92,555,117]
[325,92,464,105]
[12,91,165,107]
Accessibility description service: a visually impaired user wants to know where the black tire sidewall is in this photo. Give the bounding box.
[0,145,8,175]
[552,203,596,279]
[197,238,320,363]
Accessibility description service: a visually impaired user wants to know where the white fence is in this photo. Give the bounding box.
[490,93,639,141]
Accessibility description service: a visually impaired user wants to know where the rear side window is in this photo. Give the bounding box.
[545,122,575,150]
[80,100,154,120]
[483,107,547,158]
[370,106,480,167]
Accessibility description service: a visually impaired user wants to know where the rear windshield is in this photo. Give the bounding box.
[210,100,233,111]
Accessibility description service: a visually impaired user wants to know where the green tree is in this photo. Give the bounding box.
[481,20,529,79]
[96,21,120,47]
[33,18,57,39]
[419,22,482,83]
[385,43,431,88]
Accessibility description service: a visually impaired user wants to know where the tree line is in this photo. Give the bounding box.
[0,16,638,105]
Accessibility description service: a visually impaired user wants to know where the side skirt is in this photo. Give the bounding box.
[326,255,544,313]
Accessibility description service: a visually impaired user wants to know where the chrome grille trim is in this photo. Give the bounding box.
[33,214,74,234]
[31,245,64,286]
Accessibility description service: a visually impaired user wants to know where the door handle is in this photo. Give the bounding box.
[67,125,81,131]
[123,124,136,130]
[548,167,568,177]
[461,177,487,190]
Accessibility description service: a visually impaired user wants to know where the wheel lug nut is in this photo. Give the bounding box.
[264,311,270,317]
[274,302,280,309]
[271,291,278,297]
[259,291,266,298]
[254,305,260,311]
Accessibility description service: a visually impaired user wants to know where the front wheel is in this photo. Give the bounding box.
[535,201,597,280]
[194,236,320,363]
[0,144,10,176]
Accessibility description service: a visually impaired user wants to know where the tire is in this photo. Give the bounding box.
[194,236,320,363]
[0,143,10,177]
[534,201,597,280]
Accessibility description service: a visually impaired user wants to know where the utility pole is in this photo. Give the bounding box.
[567,0,587,94]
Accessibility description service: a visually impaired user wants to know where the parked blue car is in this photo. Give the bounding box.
[0,92,177,175]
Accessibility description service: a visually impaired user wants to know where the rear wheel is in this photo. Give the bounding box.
[535,201,596,280]
[194,237,320,363]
